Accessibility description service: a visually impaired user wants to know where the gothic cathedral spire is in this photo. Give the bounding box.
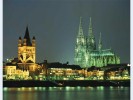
[74,17,86,68]
[87,17,96,50]
[98,32,102,50]
[78,17,84,36]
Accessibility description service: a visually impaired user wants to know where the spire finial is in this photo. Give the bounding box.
[89,17,92,30]
[80,17,82,25]
[90,17,92,24]
[99,32,101,39]
[26,25,29,31]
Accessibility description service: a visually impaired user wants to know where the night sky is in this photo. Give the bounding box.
[3,0,130,64]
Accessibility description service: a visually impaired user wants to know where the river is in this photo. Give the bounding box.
[3,87,130,100]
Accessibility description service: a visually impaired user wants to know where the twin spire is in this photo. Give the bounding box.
[78,17,102,50]
[78,17,93,36]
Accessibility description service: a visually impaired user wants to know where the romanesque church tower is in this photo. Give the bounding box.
[18,27,37,71]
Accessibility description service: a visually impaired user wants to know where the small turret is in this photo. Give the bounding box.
[98,32,102,50]
[32,36,36,47]
[89,17,92,34]
[18,37,22,47]
[23,38,27,46]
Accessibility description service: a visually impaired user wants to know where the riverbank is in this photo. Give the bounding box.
[3,80,130,87]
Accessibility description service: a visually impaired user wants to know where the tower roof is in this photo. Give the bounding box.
[88,17,96,50]
[98,32,102,50]
[78,17,84,36]
[33,36,35,40]
[24,26,32,46]
[19,36,22,40]
[99,32,102,44]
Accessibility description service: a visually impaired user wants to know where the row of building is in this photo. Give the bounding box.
[3,60,130,80]
[3,17,129,81]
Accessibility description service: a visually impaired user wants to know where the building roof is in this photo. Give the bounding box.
[24,26,32,46]
[89,49,115,56]
[47,62,82,70]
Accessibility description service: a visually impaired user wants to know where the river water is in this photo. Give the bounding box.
[3,87,130,100]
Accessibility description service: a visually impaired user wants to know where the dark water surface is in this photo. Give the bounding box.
[3,87,130,100]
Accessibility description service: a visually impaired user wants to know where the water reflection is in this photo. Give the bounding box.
[3,87,130,100]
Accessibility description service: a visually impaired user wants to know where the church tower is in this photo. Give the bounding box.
[74,17,86,68]
[87,17,96,51]
[18,27,36,71]
[74,17,120,68]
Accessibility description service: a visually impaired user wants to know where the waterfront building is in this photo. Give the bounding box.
[74,17,120,68]
[106,68,130,80]
[3,25,129,81]
[5,65,30,80]
[41,61,85,80]
[87,70,104,80]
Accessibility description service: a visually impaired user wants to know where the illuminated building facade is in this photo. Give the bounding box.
[3,25,129,81]
[17,27,37,71]
[5,66,29,80]
[74,17,120,68]
[41,61,85,80]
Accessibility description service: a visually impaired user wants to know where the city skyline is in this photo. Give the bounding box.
[3,0,130,64]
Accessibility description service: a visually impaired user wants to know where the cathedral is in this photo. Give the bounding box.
[17,27,38,71]
[74,17,120,68]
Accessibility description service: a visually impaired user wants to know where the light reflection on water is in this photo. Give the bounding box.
[3,86,130,100]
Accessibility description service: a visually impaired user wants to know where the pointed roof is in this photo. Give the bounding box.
[88,17,95,40]
[78,17,84,36]
[88,17,96,50]
[88,17,93,35]
[19,36,22,40]
[99,32,102,44]
[98,32,102,50]
[24,26,32,46]
[89,17,92,27]
[33,36,35,40]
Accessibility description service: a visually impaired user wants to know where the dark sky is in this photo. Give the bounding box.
[3,0,130,64]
